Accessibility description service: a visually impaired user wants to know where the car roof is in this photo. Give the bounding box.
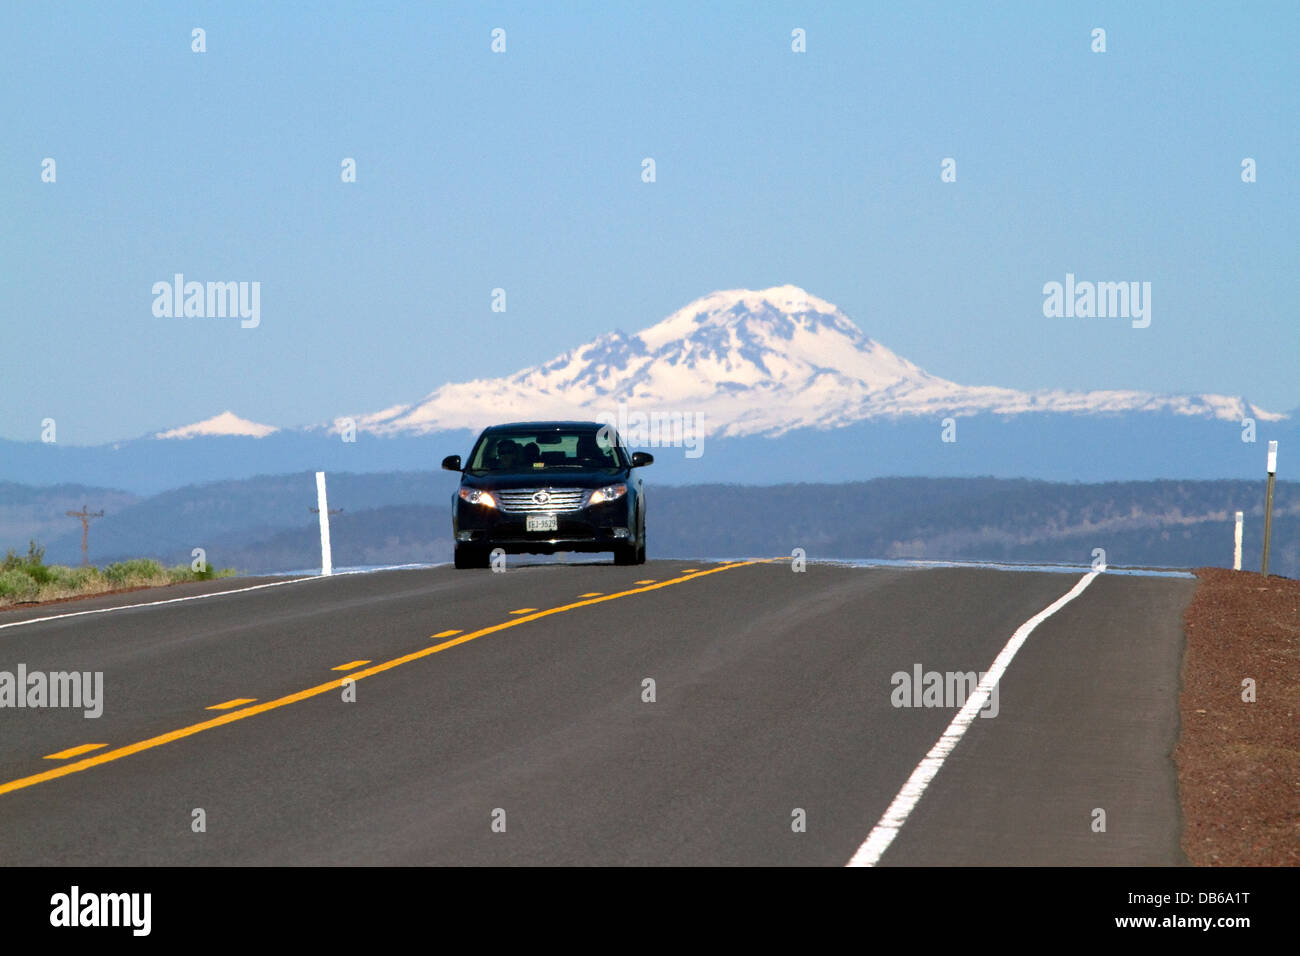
[483,421,608,431]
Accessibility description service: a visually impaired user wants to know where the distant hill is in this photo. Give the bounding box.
[23,471,454,568]
[0,481,139,556]
[4,473,1293,578]
[648,478,1299,576]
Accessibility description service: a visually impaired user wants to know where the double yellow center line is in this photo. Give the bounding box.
[0,560,768,798]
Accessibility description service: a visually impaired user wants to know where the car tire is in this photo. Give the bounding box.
[454,544,486,569]
[613,542,637,565]
[635,531,646,565]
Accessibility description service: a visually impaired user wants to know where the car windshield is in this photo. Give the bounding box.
[466,428,626,473]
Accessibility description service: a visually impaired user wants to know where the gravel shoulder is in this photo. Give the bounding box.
[1177,567,1299,865]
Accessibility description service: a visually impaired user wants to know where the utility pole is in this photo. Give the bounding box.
[65,505,104,566]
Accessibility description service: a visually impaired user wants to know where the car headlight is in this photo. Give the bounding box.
[459,488,497,508]
[588,484,627,506]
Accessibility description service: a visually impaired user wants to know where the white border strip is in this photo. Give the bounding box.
[0,576,316,631]
[0,564,437,632]
[846,570,1100,867]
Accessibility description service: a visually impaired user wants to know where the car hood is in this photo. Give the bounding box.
[460,468,629,490]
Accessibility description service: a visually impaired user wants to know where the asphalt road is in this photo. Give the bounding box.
[0,559,1194,865]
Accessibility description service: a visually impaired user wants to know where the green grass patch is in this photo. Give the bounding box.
[0,540,238,608]
[0,570,39,600]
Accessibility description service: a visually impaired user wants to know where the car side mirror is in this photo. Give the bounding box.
[631,451,654,468]
[441,455,462,472]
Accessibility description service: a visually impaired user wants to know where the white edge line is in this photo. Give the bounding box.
[837,558,1193,579]
[846,570,1101,867]
[0,564,430,632]
[682,556,1194,578]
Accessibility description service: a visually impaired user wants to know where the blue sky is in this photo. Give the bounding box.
[2,1,1296,444]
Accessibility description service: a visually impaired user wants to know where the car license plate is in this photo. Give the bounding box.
[526,514,557,532]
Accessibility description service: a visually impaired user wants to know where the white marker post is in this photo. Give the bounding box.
[1261,441,1278,576]
[316,471,333,576]
[1233,511,1244,571]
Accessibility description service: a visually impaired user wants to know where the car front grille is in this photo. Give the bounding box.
[496,488,588,514]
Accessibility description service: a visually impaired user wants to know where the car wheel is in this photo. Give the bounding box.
[454,544,485,569]
[635,530,646,565]
[613,542,637,565]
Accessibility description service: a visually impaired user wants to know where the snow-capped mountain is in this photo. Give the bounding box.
[155,411,279,440]
[3,285,1289,495]
[347,284,1284,438]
